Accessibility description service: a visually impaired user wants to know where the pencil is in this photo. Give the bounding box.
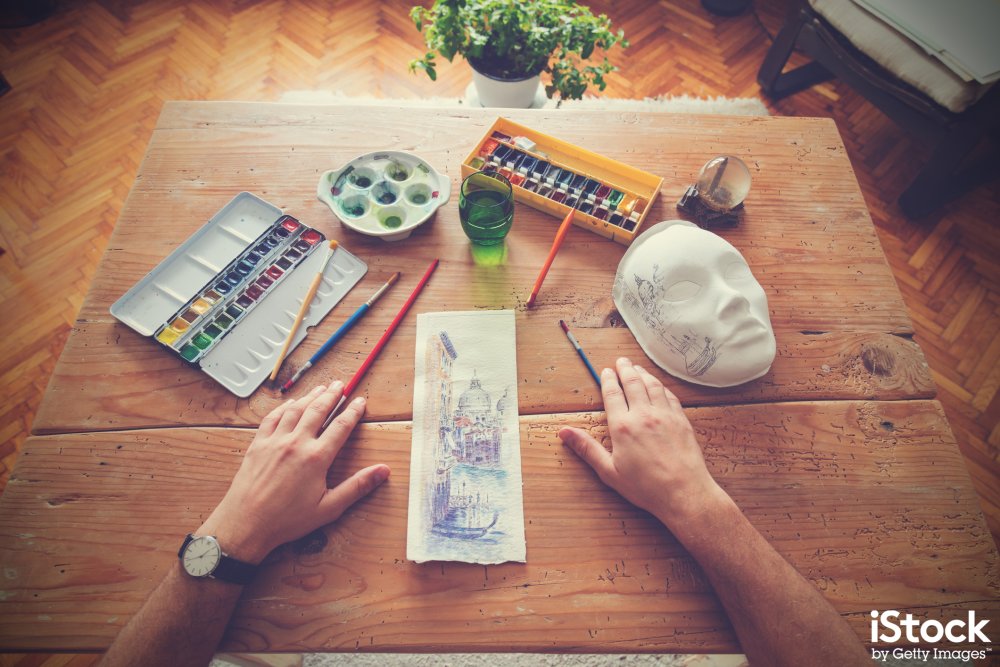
[321,259,440,431]
[269,240,339,382]
[559,319,601,388]
[280,272,401,393]
[526,200,578,308]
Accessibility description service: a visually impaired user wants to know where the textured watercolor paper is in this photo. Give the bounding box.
[406,310,525,564]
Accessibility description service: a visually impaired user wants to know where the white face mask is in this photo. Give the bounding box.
[613,220,776,387]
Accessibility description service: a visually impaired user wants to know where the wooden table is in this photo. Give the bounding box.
[1,102,997,653]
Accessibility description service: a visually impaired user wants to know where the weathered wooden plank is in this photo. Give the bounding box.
[3,401,997,652]
[33,103,925,433]
[33,317,933,432]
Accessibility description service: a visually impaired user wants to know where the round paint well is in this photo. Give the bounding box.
[347,167,377,190]
[384,160,411,183]
[405,183,432,206]
[339,194,369,219]
[371,181,399,206]
[377,206,407,230]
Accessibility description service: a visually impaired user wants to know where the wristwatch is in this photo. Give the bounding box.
[178,534,257,585]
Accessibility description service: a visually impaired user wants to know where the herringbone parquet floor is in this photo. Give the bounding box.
[1,1,998,664]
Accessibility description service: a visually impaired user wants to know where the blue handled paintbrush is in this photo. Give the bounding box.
[280,272,400,393]
[559,319,601,388]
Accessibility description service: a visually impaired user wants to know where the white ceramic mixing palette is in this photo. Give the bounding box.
[317,151,451,242]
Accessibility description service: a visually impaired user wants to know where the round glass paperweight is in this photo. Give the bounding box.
[695,155,751,211]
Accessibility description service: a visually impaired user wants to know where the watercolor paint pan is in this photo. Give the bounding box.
[111,192,367,397]
[461,118,663,246]
[156,216,317,363]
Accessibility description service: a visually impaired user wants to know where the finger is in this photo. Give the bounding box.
[559,427,616,485]
[295,381,344,438]
[276,385,326,433]
[633,364,670,410]
[616,357,651,407]
[600,367,628,415]
[660,379,683,411]
[258,399,294,438]
[319,464,391,523]
[318,395,367,459]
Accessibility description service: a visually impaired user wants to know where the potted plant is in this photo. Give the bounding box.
[409,0,629,108]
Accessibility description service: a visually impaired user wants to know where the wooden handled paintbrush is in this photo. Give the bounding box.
[269,240,338,382]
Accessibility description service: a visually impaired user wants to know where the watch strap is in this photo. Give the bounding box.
[212,553,256,585]
[179,533,257,585]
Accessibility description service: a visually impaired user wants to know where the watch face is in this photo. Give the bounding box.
[182,535,222,577]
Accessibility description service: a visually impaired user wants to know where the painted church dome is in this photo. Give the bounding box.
[457,377,491,416]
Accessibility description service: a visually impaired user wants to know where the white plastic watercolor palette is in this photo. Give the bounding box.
[317,150,451,242]
[110,192,367,397]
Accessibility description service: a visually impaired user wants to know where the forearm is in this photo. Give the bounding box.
[100,563,243,667]
[661,487,869,667]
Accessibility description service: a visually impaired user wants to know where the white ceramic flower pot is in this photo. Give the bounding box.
[471,66,542,108]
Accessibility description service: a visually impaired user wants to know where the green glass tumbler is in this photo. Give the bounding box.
[460,170,514,245]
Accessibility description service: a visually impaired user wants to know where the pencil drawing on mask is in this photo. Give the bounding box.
[614,220,776,388]
[629,263,720,379]
[407,310,526,564]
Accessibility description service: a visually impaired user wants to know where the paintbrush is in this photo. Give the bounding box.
[526,195,581,308]
[321,259,439,431]
[559,319,601,388]
[280,272,400,393]
[269,240,339,382]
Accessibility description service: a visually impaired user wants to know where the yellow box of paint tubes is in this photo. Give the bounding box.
[461,118,663,245]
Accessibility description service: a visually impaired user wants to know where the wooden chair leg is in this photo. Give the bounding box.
[757,5,833,100]
[898,125,997,217]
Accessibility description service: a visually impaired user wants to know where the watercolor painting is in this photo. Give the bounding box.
[406,310,525,564]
